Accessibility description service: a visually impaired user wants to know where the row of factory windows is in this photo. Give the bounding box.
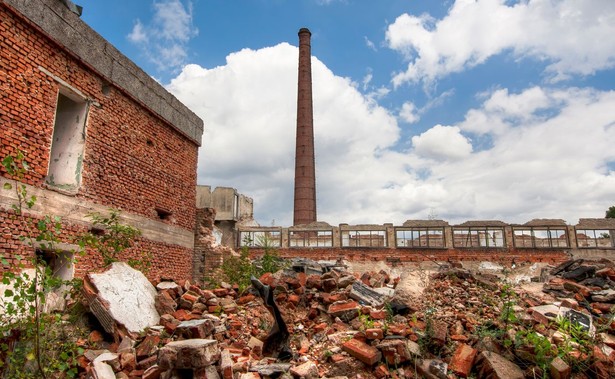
[239,227,614,249]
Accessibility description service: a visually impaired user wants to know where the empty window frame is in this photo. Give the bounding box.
[238,230,281,247]
[452,227,505,248]
[341,230,387,248]
[47,90,89,192]
[289,230,333,247]
[395,228,445,248]
[512,227,569,248]
[575,229,614,248]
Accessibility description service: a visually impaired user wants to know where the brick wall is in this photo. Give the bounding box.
[248,247,570,266]
[0,4,199,282]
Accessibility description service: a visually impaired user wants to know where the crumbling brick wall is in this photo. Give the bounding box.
[0,2,200,282]
[248,247,570,266]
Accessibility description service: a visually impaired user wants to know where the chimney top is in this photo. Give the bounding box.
[298,28,311,36]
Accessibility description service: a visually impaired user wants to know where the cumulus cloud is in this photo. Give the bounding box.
[166,42,615,226]
[386,0,615,86]
[127,0,198,71]
[412,125,472,160]
[399,101,420,124]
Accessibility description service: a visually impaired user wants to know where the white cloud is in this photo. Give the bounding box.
[127,0,198,71]
[412,124,472,160]
[127,20,147,43]
[386,0,615,86]
[399,101,419,124]
[167,43,615,226]
[364,36,377,51]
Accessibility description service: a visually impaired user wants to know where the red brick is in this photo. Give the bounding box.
[342,338,382,366]
[449,344,477,378]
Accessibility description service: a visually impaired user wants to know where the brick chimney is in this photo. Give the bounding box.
[293,28,317,226]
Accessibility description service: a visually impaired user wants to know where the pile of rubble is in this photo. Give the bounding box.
[78,260,614,379]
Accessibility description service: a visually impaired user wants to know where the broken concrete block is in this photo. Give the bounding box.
[349,281,386,307]
[176,319,215,339]
[290,360,318,379]
[194,365,221,379]
[377,339,411,365]
[84,262,159,338]
[475,351,524,379]
[158,339,220,370]
[249,363,292,377]
[92,361,116,379]
[93,352,121,372]
[220,349,233,379]
[428,360,448,379]
[342,338,382,366]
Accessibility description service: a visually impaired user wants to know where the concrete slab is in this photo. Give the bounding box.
[84,262,159,338]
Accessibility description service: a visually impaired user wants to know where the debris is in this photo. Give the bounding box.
[83,262,160,339]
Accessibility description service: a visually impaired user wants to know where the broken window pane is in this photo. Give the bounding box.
[395,228,445,248]
[452,227,505,248]
[512,227,568,248]
[289,230,333,247]
[239,230,281,247]
[575,229,614,248]
[341,230,386,248]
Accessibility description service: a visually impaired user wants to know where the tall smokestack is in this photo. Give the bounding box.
[293,28,317,226]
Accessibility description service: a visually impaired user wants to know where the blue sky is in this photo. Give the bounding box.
[80,0,615,226]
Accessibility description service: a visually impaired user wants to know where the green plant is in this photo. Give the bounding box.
[1,151,83,378]
[499,282,518,326]
[554,315,593,372]
[216,234,287,293]
[357,308,375,331]
[514,329,554,372]
[77,209,143,267]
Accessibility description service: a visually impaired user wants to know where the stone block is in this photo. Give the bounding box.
[158,339,220,370]
[290,360,318,379]
[549,356,571,379]
[176,319,215,339]
[342,338,382,366]
[220,349,233,379]
[475,351,524,379]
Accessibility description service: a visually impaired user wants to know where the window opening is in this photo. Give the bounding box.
[47,91,88,193]
[341,230,386,247]
[512,227,569,248]
[395,228,445,248]
[452,227,505,248]
[289,230,333,247]
[575,229,614,248]
[239,230,282,247]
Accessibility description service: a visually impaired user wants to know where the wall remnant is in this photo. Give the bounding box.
[1,0,203,282]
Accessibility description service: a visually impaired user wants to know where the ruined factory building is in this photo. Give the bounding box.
[0,0,203,281]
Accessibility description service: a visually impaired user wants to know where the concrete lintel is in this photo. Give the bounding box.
[0,177,194,249]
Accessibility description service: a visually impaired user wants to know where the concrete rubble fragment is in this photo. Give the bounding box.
[83,262,160,339]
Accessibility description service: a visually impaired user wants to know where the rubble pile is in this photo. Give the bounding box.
[79,260,614,379]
